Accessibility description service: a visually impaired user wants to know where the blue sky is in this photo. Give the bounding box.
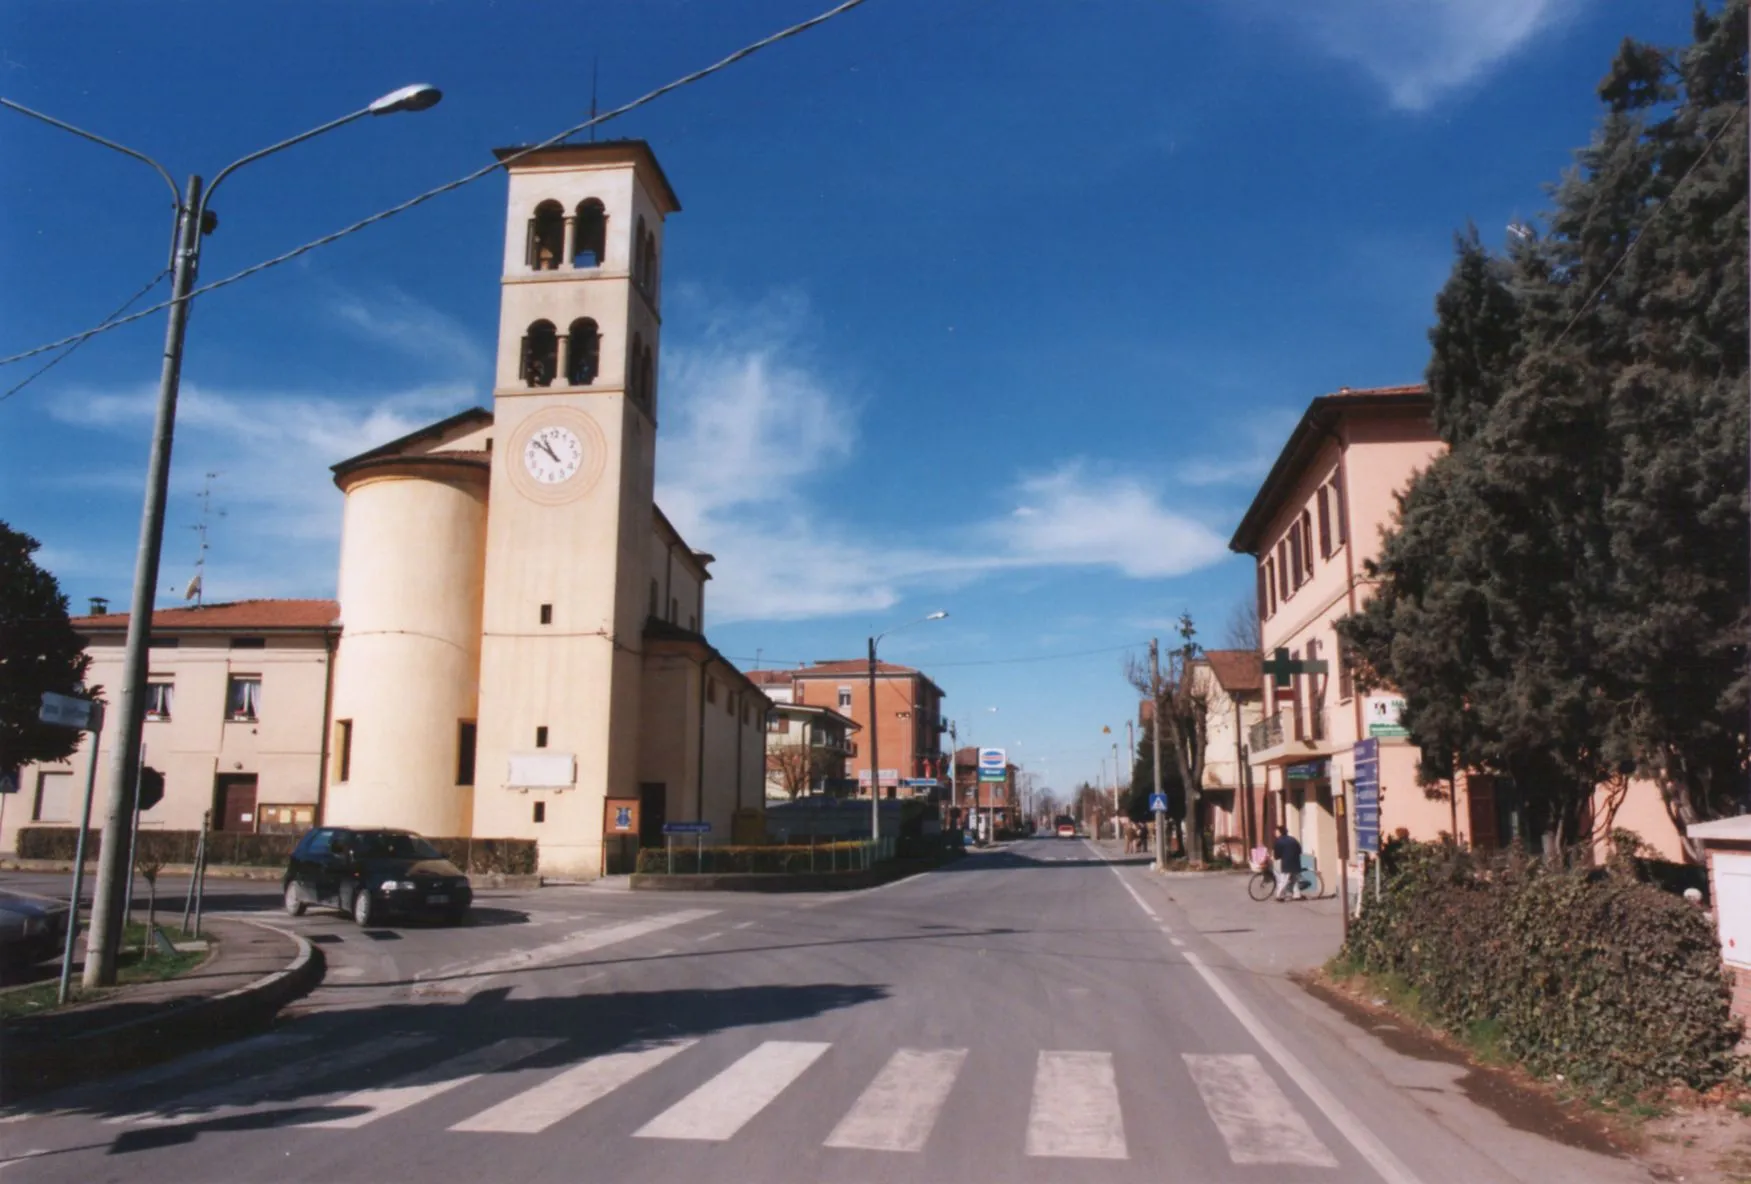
[0,0,1697,798]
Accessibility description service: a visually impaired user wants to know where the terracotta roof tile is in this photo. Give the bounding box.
[1203,649,1263,694]
[794,659,920,677]
[73,599,340,631]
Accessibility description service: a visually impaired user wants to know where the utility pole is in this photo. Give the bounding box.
[866,636,881,843]
[1151,639,1166,872]
[85,175,203,991]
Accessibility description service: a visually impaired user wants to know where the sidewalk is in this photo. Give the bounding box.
[0,915,321,1102]
[1091,838,1345,978]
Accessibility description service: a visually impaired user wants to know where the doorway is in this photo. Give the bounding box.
[638,782,666,848]
[214,774,258,832]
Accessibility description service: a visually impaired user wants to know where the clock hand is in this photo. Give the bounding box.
[536,437,561,464]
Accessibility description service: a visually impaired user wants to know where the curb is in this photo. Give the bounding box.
[0,919,325,1104]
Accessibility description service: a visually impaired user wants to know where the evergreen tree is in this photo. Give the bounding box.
[1340,1,1749,857]
[0,522,92,775]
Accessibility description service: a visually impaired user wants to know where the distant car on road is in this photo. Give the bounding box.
[1054,815,1077,839]
[0,891,70,970]
[283,827,472,926]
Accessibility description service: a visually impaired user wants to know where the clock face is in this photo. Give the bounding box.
[522,425,584,485]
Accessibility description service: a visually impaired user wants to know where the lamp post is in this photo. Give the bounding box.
[866,611,947,843]
[4,83,443,989]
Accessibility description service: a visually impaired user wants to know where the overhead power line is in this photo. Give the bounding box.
[0,268,169,403]
[0,0,872,371]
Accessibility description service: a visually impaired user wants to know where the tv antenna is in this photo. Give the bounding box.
[184,471,225,606]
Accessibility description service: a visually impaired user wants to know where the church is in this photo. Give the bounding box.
[6,142,770,878]
[324,140,770,877]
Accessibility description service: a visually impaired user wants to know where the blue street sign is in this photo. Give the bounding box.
[662,822,712,835]
[1148,792,1168,813]
[1352,738,1381,854]
[902,778,939,788]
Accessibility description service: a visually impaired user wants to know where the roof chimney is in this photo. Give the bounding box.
[88,596,110,616]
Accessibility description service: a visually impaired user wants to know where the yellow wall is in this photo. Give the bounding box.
[327,466,487,836]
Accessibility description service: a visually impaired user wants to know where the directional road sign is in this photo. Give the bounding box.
[39,692,100,731]
[662,822,712,835]
[1352,738,1381,854]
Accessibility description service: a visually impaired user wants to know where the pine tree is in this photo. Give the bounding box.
[0,522,92,774]
[1340,1,1749,857]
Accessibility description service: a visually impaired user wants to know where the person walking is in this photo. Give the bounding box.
[1272,826,1304,901]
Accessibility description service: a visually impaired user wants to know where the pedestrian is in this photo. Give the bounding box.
[1272,826,1304,901]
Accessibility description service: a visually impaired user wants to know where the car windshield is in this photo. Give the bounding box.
[350,832,441,860]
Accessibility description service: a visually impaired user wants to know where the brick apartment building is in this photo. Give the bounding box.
[747,661,945,800]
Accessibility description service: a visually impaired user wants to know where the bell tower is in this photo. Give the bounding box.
[471,141,681,876]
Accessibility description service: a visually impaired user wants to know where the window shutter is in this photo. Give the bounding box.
[1256,562,1269,620]
[1317,486,1332,558]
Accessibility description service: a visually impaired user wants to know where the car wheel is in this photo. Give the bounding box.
[283,883,307,917]
[352,887,376,927]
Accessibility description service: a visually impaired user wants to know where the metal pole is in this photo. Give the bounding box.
[867,636,882,842]
[182,810,207,935]
[1745,6,1750,818]
[192,812,209,939]
[86,175,203,990]
[122,743,145,926]
[57,707,103,1005]
[1151,640,1166,872]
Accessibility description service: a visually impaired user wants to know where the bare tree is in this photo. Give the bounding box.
[765,746,838,800]
[1126,613,1210,863]
[1224,594,1261,652]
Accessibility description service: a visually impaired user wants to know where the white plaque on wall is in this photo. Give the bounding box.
[507,752,576,789]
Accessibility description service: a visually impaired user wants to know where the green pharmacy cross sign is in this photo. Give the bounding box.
[1260,647,1329,689]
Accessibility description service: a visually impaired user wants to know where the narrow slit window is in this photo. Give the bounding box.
[539,603,553,625]
[535,726,548,749]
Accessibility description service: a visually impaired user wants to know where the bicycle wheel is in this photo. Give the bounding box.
[1247,870,1275,901]
[1303,871,1324,898]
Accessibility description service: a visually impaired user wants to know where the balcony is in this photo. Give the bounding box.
[1248,707,1339,767]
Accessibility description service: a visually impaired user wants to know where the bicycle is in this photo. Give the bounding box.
[1247,864,1323,901]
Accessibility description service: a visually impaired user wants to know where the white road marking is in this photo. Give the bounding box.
[693,932,723,942]
[299,1037,562,1129]
[412,909,718,997]
[1186,1053,1339,1166]
[1099,854,1422,1184]
[1024,1051,1127,1160]
[732,921,755,930]
[635,1040,830,1141]
[113,1034,434,1125]
[824,1047,965,1152]
[451,1039,696,1133]
[1169,937,1186,947]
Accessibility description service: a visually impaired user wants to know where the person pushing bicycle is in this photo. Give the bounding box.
[1272,826,1304,902]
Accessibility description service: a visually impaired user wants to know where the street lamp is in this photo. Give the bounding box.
[867,611,947,843]
[3,83,443,989]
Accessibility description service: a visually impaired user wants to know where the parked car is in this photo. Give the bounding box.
[283,827,472,926]
[0,891,70,969]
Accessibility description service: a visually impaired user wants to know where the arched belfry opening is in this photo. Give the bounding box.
[567,318,600,385]
[573,199,607,268]
[526,201,564,271]
[521,320,558,387]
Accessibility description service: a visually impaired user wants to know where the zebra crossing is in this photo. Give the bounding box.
[64,1032,1344,1168]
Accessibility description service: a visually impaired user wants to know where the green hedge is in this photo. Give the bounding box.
[16,827,537,876]
[1343,839,1740,1093]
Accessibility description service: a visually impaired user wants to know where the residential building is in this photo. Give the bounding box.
[755,662,946,800]
[1229,384,1682,885]
[762,701,860,800]
[4,600,340,852]
[948,746,1019,832]
[1192,650,1265,860]
[11,141,772,878]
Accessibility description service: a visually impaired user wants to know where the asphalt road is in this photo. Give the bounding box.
[0,840,1653,1183]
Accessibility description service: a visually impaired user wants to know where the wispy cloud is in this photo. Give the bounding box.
[1252,0,1583,111]
[1175,407,1300,487]
[328,286,489,378]
[658,294,1231,624]
[48,380,476,601]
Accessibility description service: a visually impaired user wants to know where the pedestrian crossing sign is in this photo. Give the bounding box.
[1148,792,1168,813]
